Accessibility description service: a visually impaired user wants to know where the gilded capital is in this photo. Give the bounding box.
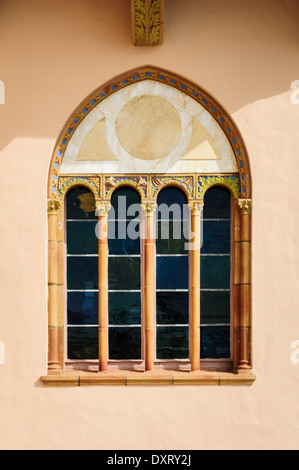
[188,201,204,215]
[141,200,157,215]
[95,201,111,216]
[48,199,61,214]
[238,199,252,214]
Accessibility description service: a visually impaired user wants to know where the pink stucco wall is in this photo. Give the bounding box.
[0,0,299,450]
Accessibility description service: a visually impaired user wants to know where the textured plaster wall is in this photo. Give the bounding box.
[0,0,299,450]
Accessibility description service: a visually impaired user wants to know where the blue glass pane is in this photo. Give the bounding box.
[201,220,231,254]
[156,326,189,359]
[68,292,98,325]
[109,187,141,220]
[203,186,231,220]
[156,221,188,255]
[200,256,230,290]
[109,327,141,360]
[108,257,140,290]
[201,291,230,324]
[108,221,140,255]
[67,257,98,290]
[67,327,98,359]
[157,292,189,325]
[157,187,188,220]
[156,256,189,290]
[66,187,97,220]
[200,326,230,359]
[109,292,141,325]
[67,221,98,255]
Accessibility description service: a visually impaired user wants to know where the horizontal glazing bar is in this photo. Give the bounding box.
[156,289,189,292]
[67,254,98,257]
[157,324,189,327]
[68,325,98,328]
[108,255,141,258]
[156,254,189,257]
[67,289,98,293]
[200,254,230,257]
[108,325,141,328]
[67,219,98,222]
[200,289,230,292]
[201,324,230,327]
[108,290,141,293]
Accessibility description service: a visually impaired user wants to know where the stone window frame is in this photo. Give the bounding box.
[42,67,255,386]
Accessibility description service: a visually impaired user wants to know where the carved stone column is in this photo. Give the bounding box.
[237,199,252,373]
[47,199,63,374]
[189,201,204,371]
[141,201,156,371]
[96,201,111,372]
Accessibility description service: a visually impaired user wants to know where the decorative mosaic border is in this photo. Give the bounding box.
[49,67,251,198]
[104,176,148,199]
[198,176,241,199]
[58,176,101,199]
[151,175,194,199]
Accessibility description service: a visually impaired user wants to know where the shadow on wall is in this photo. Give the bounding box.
[0,0,298,151]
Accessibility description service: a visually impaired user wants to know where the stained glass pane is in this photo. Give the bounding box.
[156,221,188,255]
[67,256,98,290]
[200,326,230,359]
[108,257,140,290]
[157,292,189,325]
[201,220,231,254]
[108,220,140,255]
[109,187,141,220]
[156,326,189,359]
[66,187,97,220]
[203,186,231,220]
[156,256,188,290]
[67,327,98,360]
[109,327,141,360]
[109,292,141,325]
[201,291,230,324]
[67,221,98,255]
[67,291,98,325]
[200,256,230,290]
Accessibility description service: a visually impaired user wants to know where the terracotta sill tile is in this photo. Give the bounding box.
[41,371,256,386]
[126,370,173,386]
[80,371,126,386]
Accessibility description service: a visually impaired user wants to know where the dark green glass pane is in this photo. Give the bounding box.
[201,291,230,324]
[67,292,98,325]
[203,186,231,220]
[156,326,189,359]
[108,257,140,290]
[109,292,141,325]
[109,187,141,220]
[156,256,188,290]
[200,326,230,359]
[67,221,98,255]
[157,187,187,220]
[200,256,230,289]
[157,292,189,325]
[202,220,231,255]
[109,327,141,360]
[66,187,97,220]
[156,221,188,255]
[67,257,98,290]
[67,327,98,360]
[108,221,140,255]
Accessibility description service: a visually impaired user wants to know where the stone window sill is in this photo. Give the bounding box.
[41,370,256,386]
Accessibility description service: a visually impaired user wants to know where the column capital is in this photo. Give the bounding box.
[238,199,252,214]
[188,201,204,215]
[141,200,157,215]
[48,199,61,214]
[95,200,111,216]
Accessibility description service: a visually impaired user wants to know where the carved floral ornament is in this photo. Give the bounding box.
[238,199,252,214]
[131,0,164,46]
[47,199,61,213]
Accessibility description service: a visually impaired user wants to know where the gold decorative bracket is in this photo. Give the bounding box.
[131,0,164,46]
